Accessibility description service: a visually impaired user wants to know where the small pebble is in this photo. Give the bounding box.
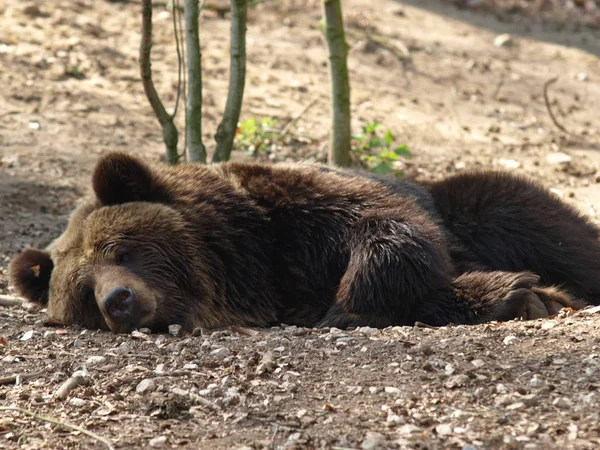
[369,387,379,394]
[136,378,158,394]
[506,402,525,411]
[471,359,485,368]
[20,330,35,341]
[494,33,513,47]
[522,394,538,407]
[384,386,401,394]
[149,436,167,448]
[445,374,469,389]
[114,343,131,355]
[210,347,231,358]
[69,398,86,407]
[436,424,452,435]
[398,424,421,435]
[86,356,106,366]
[361,432,385,450]
[131,330,150,340]
[503,335,518,345]
[530,375,545,388]
[553,397,572,409]
[451,409,471,420]
[168,324,183,337]
[44,331,58,341]
[387,414,404,424]
[496,384,509,393]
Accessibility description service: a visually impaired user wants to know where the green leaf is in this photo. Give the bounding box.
[371,162,394,175]
[368,137,382,149]
[384,130,394,148]
[379,150,399,161]
[364,122,381,134]
[394,144,412,157]
[240,118,257,136]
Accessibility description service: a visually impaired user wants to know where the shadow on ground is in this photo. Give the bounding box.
[0,172,81,256]
[397,0,600,56]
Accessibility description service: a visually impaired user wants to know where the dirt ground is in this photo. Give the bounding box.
[1,0,600,448]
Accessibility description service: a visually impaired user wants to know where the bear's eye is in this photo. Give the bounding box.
[115,251,131,265]
[80,287,96,306]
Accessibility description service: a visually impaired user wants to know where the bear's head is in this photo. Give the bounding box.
[8,152,208,334]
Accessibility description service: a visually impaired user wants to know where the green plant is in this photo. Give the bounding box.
[235,117,281,154]
[351,122,411,175]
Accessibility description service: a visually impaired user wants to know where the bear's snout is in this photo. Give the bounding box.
[93,266,158,333]
[103,287,136,321]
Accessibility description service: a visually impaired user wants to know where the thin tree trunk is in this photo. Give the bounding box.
[212,0,248,163]
[140,0,179,165]
[184,0,207,163]
[321,0,351,167]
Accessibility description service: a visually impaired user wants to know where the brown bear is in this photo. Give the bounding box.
[8,152,599,334]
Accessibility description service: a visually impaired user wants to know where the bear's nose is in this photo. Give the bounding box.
[103,287,135,321]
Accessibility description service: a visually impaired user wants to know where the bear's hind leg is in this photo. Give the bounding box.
[424,270,585,326]
[429,171,600,305]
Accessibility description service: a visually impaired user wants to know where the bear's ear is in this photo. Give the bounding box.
[8,248,54,306]
[92,152,168,205]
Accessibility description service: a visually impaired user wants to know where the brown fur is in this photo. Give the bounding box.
[8,152,597,334]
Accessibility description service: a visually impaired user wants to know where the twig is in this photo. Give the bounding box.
[270,424,280,449]
[492,77,505,99]
[231,326,260,336]
[212,0,249,162]
[140,0,179,164]
[171,387,220,411]
[280,99,318,137]
[543,77,572,135]
[54,371,89,400]
[0,369,45,386]
[0,295,22,307]
[0,406,114,450]
[346,29,411,62]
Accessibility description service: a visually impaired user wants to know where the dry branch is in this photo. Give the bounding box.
[0,295,22,307]
[543,77,571,135]
[321,0,351,167]
[0,369,45,386]
[140,0,179,164]
[0,406,114,450]
[280,98,318,137]
[212,0,248,163]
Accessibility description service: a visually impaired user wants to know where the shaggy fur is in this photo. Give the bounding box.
[8,152,597,334]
